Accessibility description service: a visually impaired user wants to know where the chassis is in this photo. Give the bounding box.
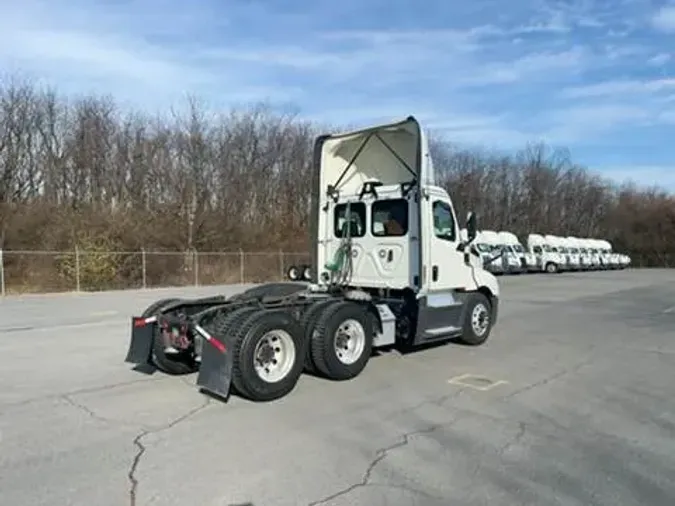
[125,281,495,403]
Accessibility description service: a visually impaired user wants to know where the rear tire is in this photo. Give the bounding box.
[230,309,306,402]
[144,298,197,375]
[458,292,493,346]
[300,298,341,373]
[311,301,373,381]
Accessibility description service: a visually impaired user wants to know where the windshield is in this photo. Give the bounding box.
[570,248,579,253]
[560,247,568,253]
[580,248,587,253]
[512,244,525,253]
[543,245,552,252]
[476,243,491,252]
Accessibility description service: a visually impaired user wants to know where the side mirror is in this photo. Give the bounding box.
[466,212,477,242]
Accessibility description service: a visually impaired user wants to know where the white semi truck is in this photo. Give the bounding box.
[498,231,537,273]
[527,233,559,273]
[543,235,568,272]
[477,230,505,274]
[124,116,501,403]
[560,237,581,271]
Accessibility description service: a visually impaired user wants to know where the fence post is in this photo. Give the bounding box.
[239,249,244,284]
[194,249,199,287]
[75,246,81,292]
[0,249,5,297]
[279,249,284,280]
[141,248,147,289]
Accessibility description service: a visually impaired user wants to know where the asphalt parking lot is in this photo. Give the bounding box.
[1,269,674,506]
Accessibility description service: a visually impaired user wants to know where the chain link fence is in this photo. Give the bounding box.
[0,249,311,295]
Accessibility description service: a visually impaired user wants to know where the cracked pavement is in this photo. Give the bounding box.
[1,270,675,506]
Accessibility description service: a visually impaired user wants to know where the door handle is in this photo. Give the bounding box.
[387,249,393,262]
[432,265,438,281]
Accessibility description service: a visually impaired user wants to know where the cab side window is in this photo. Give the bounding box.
[372,198,408,237]
[533,246,542,254]
[432,201,456,241]
[334,202,366,238]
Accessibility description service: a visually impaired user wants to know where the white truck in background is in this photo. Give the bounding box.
[544,235,568,272]
[496,231,528,274]
[499,231,538,273]
[527,233,562,273]
[568,237,590,270]
[478,230,505,274]
[560,237,581,271]
[581,238,601,269]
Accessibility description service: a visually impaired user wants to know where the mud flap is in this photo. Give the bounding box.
[194,324,233,401]
[125,316,157,365]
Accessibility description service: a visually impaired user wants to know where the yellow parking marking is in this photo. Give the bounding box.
[447,373,508,391]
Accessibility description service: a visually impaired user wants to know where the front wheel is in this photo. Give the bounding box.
[545,262,558,274]
[458,292,493,346]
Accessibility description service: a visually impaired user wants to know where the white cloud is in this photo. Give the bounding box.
[560,78,675,99]
[651,5,675,32]
[647,53,672,66]
[541,104,654,144]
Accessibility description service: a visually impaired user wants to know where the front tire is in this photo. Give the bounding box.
[458,292,493,346]
[545,262,558,274]
[311,301,373,381]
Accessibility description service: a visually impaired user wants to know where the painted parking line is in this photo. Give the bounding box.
[663,306,675,314]
[448,373,509,391]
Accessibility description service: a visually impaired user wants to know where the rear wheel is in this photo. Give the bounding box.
[144,298,197,375]
[300,298,341,373]
[230,309,306,402]
[311,301,373,381]
[545,262,558,274]
[457,292,493,346]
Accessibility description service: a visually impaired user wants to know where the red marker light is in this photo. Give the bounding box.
[209,337,226,353]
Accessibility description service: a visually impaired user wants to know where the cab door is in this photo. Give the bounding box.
[415,188,473,343]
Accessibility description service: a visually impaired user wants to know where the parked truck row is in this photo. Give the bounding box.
[470,231,631,275]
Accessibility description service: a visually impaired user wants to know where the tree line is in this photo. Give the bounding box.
[0,76,673,291]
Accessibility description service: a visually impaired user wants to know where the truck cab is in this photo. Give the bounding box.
[478,230,505,274]
[561,237,581,271]
[543,234,565,273]
[311,116,499,345]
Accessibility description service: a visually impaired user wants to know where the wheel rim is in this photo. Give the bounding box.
[288,267,298,280]
[333,319,366,365]
[471,303,489,336]
[253,330,296,383]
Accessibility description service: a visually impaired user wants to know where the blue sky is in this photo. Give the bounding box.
[1,0,674,190]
